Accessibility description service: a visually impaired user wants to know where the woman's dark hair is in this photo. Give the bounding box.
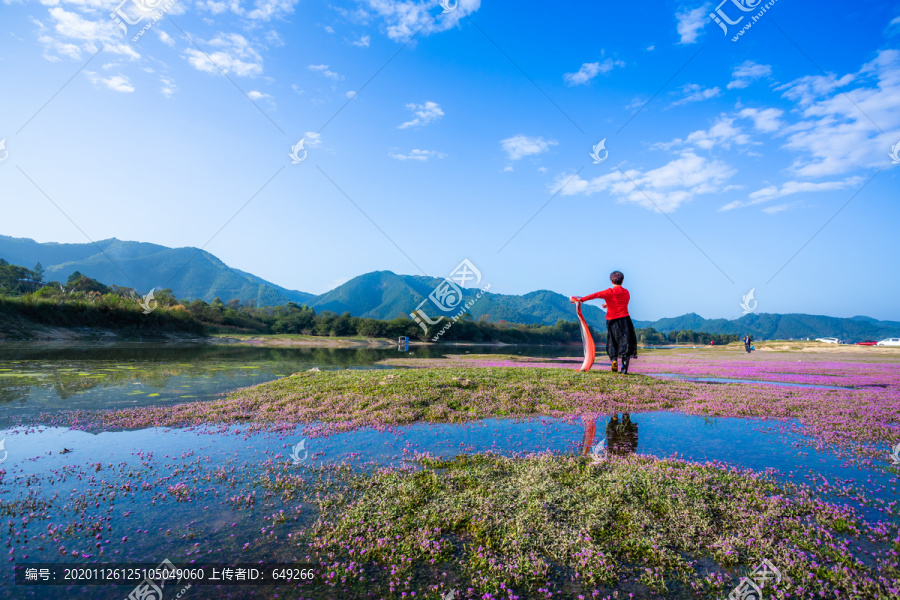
[610,271,624,285]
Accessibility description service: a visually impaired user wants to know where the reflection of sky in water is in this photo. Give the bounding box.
[3,411,895,514]
[1,413,897,598]
[649,372,847,389]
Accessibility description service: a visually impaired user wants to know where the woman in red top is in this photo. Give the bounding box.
[570,271,638,374]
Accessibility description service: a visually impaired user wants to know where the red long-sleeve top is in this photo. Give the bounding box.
[581,286,630,320]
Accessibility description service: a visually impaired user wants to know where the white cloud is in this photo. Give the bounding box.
[552,152,735,212]
[245,0,300,21]
[49,7,116,45]
[86,72,134,92]
[36,7,123,60]
[351,34,371,47]
[672,83,721,106]
[389,149,446,161]
[356,0,481,42]
[762,203,795,214]
[186,34,264,77]
[195,0,299,21]
[160,77,176,97]
[398,101,443,129]
[775,49,900,176]
[646,45,655,51]
[748,177,864,202]
[738,107,784,132]
[104,43,141,61]
[684,115,752,149]
[247,90,271,100]
[719,177,864,211]
[308,64,342,80]
[345,90,357,98]
[563,58,624,86]
[323,25,335,33]
[304,132,322,147]
[157,29,175,47]
[676,5,709,44]
[727,60,772,89]
[501,135,557,160]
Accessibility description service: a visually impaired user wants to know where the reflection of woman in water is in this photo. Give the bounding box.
[606,413,638,455]
[581,414,638,457]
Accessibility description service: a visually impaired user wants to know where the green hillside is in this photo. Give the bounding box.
[3,235,898,341]
[0,236,314,307]
[308,271,613,329]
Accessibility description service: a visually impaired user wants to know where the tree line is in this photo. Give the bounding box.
[0,259,739,345]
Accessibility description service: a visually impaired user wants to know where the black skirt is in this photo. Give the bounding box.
[606,316,638,360]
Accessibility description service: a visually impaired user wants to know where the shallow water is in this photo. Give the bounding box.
[1,412,896,598]
[647,372,848,389]
[2,343,898,598]
[0,344,578,423]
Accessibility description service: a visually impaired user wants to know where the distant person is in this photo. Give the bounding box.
[744,335,751,353]
[571,270,637,374]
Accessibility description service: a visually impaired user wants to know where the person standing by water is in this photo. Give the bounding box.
[571,271,637,374]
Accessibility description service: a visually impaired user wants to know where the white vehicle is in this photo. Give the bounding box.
[815,337,840,344]
[876,338,900,346]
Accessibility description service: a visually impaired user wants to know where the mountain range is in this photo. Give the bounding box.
[3,235,899,340]
[0,235,314,308]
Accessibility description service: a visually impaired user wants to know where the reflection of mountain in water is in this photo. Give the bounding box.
[606,413,638,456]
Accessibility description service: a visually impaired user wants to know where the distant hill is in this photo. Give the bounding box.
[646,311,900,341]
[3,235,898,340]
[0,236,314,307]
[308,271,614,329]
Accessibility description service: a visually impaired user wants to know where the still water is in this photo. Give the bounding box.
[0,343,576,422]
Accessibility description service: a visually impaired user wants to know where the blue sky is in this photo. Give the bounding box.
[0,0,899,321]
